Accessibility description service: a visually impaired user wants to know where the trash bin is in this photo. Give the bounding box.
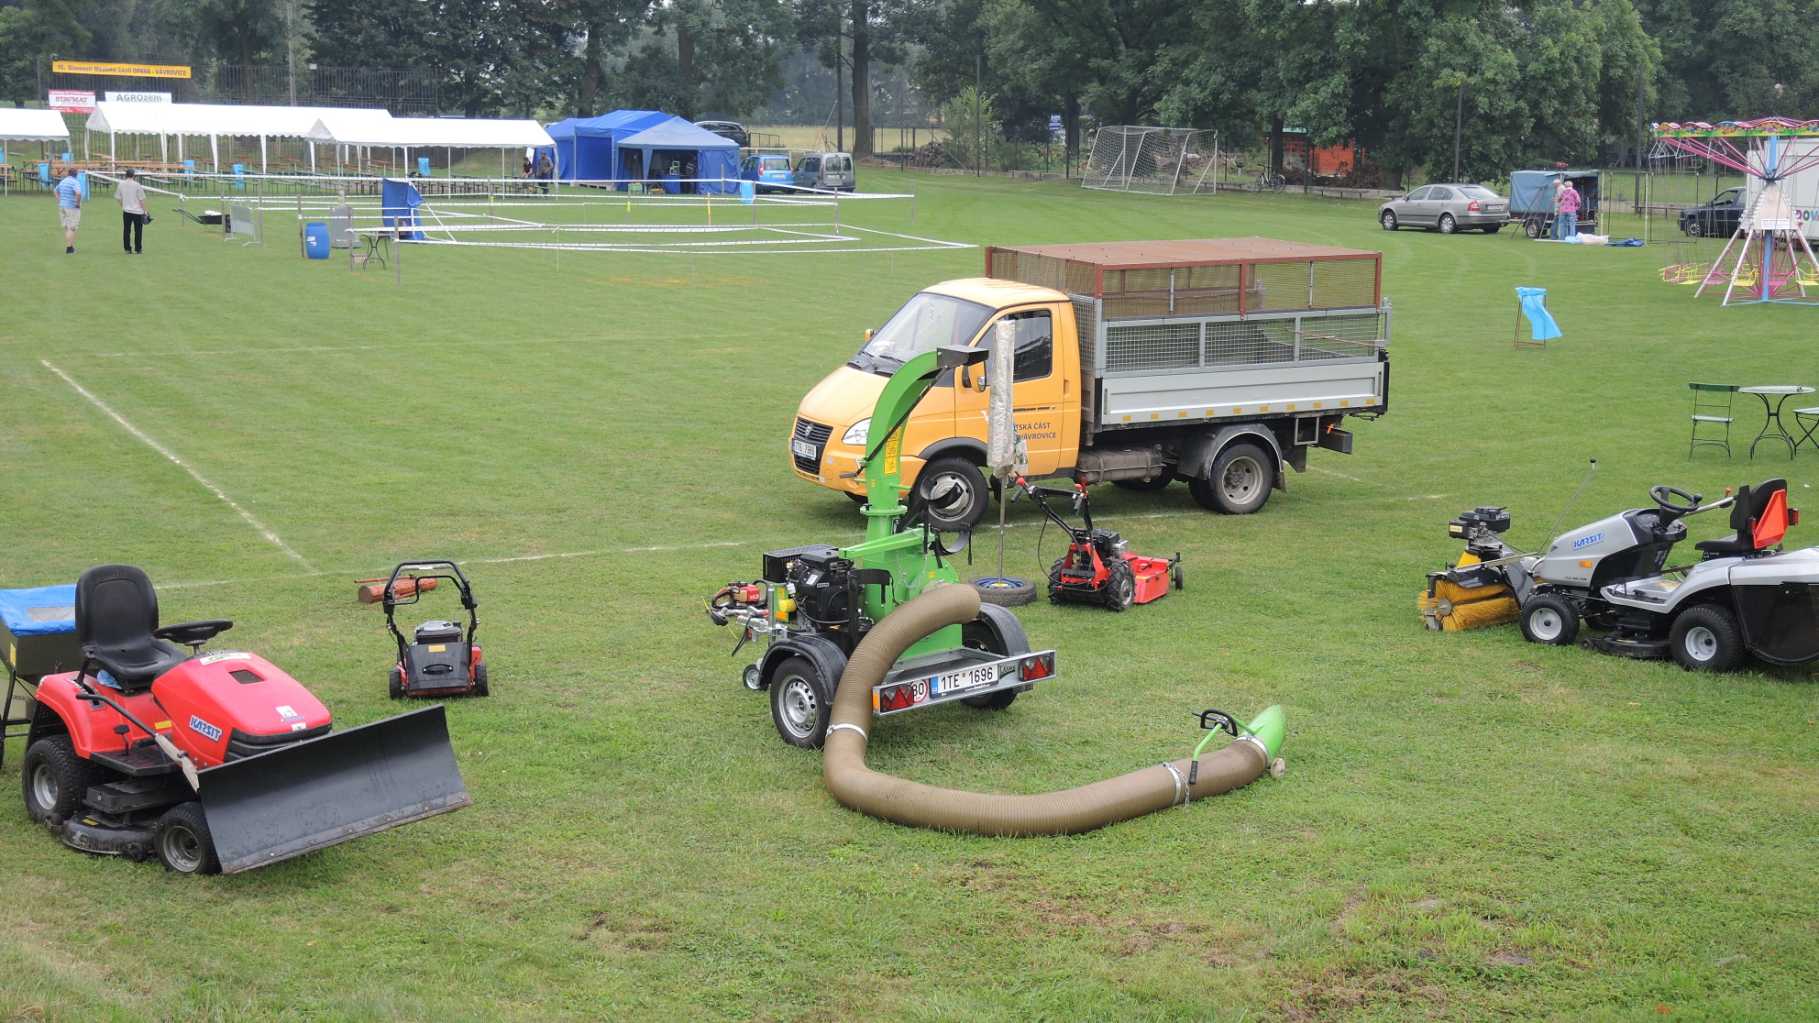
[739,180,756,205]
[663,173,681,195]
[303,222,331,260]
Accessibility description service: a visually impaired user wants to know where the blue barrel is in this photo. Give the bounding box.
[739,180,756,205]
[303,222,331,260]
[663,173,682,195]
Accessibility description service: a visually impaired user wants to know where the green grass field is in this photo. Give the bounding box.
[2,170,1816,1022]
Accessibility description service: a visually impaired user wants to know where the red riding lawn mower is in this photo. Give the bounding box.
[3,565,470,875]
[1013,477,1183,610]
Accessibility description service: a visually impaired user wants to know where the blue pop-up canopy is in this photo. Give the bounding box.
[543,110,668,182]
[617,117,741,194]
[542,110,740,191]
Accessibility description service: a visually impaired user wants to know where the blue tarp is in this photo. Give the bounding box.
[0,584,75,636]
[381,177,423,240]
[1516,287,1562,341]
[542,111,741,192]
[1509,169,1598,215]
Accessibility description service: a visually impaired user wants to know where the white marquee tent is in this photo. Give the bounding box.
[85,102,389,172]
[306,115,554,175]
[0,108,71,143]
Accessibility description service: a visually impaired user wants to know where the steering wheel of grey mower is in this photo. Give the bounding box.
[1650,485,1701,516]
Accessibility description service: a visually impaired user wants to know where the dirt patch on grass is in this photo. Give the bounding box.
[577,911,672,952]
[1283,963,1446,1021]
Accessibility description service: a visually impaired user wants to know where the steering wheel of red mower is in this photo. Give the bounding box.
[1650,485,1702,516]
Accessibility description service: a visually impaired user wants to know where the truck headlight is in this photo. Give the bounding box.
[841,419,870,446]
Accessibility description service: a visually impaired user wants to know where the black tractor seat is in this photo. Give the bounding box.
[1696,479,1788,558]
[76,565,190,692]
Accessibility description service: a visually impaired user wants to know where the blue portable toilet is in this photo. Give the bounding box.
[232,163,246,190]
[417,156,431,177]
[303,222,331,260]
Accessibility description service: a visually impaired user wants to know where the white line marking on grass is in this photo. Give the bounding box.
[156,541,754,590]
[42,360,317,571]
[84,332,744,360]
[1311,465,1368,484]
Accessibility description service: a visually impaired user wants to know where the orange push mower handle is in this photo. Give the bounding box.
[356,577,439,604]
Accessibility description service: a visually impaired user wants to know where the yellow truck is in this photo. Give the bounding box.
[789,239,1390,529]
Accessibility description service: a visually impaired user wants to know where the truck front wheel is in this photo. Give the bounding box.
[1189,443,1273,514]
[911,457,989,531]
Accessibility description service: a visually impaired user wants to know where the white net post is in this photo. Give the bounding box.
[1083,127,1219,195]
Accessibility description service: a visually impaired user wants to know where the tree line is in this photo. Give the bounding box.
[2,0,1813,177]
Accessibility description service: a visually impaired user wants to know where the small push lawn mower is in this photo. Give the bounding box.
[1420,476,1819,671]
[370,560,487,699]
[707,345,1056,748]
[4,564,470,874]
[1013,476,1182,610]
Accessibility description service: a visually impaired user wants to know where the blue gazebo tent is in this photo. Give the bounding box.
[541,110,741,192]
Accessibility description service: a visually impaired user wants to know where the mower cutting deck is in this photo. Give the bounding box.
[1015,477,1182,610]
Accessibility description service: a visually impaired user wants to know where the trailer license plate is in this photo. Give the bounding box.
[792,440,817,459]
[933,664,997,695]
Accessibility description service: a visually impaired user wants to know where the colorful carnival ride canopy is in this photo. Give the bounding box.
[1651,117,1819,181]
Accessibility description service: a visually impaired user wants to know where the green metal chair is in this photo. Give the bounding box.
[1689,383,1737,458]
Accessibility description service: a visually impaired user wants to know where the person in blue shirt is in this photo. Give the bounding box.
[55,168,82,254]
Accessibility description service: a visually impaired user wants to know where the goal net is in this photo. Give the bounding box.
[1082,126,1219,195]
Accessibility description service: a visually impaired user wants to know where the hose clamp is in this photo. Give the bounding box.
[827,723,867,741]
[1160,761,1187,806]
[1236,734,1270,763]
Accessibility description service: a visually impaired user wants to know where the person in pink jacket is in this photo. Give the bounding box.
[1554,177,1581,239]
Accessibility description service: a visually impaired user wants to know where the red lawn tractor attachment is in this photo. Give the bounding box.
[1014,478,1183,611]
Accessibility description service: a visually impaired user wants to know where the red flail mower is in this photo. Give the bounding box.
[1014,477,1183,611]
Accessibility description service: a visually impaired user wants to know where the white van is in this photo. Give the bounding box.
[794,152,856,192]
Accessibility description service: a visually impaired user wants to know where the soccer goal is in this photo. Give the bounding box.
[1082,126,1219,195]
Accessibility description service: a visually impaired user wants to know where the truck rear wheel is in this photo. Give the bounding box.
[1189,443,1273,515]
[911,457,989,531]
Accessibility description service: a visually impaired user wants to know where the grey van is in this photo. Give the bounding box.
[794,152,856,192]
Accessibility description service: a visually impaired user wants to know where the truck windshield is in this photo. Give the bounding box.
[850,292,992,375]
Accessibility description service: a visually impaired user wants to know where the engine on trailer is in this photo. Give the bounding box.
[708,544,879,667]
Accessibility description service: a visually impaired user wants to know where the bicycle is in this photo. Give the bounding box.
[1255,171,1287,192]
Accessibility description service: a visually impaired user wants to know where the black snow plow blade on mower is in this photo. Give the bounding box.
[199,705,471,874]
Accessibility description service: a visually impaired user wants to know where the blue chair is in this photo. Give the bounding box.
[417,156,431,177]
[182,159,196,175]
[1513,286,1562,349]
[38,162,51,186]
[232,163,245,190]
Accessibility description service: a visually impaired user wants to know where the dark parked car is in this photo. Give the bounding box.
[1680,186,1745,238]
[694,120,750,149]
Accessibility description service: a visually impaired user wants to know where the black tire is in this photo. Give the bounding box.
[155,802,221,875]
[768,655,832,748]
[910,457,989,532]
[973,577,1037,607]
[1669,604,1743,672]
[1523,218,1542,239]
[1104,560,1136,612]
[845,492,869,506]
[1172,558,1184,591]
[1112,466,1175,492]
[474,659,490,697]
[388,665,404,699]
[960,619,1023,710]
[1380,210,1398,231]
[22,736,96,824]
[1684,219,1703,238]
[1438,213,1457,234]
[1189,442,1273,515]
[1519,593,1580,646]
[1482,224,1503,234]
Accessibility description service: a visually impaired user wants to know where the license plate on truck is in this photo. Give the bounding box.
[791,440,817,459]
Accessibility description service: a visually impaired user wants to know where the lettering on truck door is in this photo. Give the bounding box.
[956,307,1065,475]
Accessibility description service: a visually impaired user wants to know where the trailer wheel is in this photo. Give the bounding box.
[1190,443,1272,515]
[1519,593,1579,646]
[769,656,833,748]
[22,736,96,823]
[1104,560,1136,612]
[960,620,1023,710]
[1669,605,1742,672]
[1524,218,1543,239]
[155,802,221,875]
[911,457,989,531]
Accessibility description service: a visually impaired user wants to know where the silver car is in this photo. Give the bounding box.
[1378,184,1508,234]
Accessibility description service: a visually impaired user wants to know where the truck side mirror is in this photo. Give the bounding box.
[973,367,989,392]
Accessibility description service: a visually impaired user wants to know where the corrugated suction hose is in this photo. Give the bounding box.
[823,584,1285,835]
